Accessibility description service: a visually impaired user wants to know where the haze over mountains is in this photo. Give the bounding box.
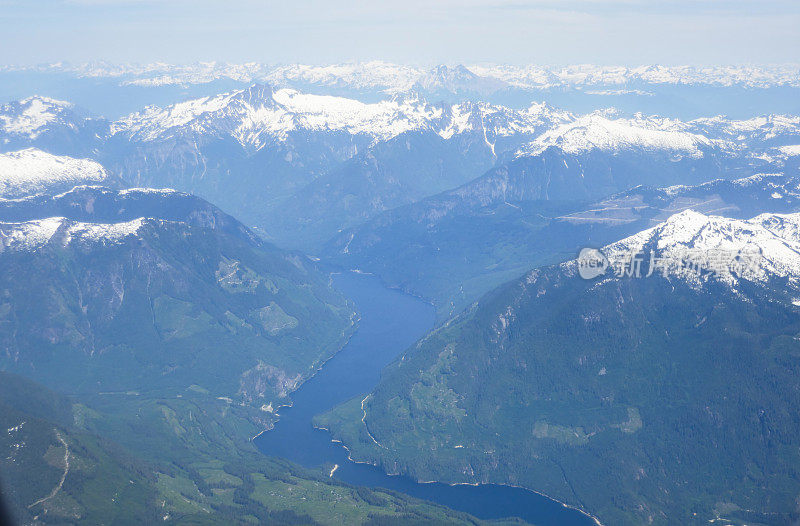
[6,62,800,91]
[1,62,800,525]
[3,62,800,118]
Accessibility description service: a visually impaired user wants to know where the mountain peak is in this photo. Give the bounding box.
[597,210,800,288]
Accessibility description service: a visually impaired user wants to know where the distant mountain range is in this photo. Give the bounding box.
[2,90,799,251]
[6,62,799,91]
[4,62,800,120]
[319,208,800,525]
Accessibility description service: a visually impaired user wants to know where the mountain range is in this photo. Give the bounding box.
[0,184,353,405]
[2,90,799,251]
[7,62,800,92]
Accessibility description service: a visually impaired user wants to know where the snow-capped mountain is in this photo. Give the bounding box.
[111,84,569,151]
[0,148,119,199]
[0,96,74,140]
[515,111,800,162]
[411,64,509,98]
[112,86,445,148]
[103,85,573,247]
[478,110,794,205]
[595,209,800,289]
[0,185,258,244]
[518,112,724,158]
[0,96,108,155]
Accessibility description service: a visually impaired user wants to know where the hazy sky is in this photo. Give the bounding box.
[1,0,798,65]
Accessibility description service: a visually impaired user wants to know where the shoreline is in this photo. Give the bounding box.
[312,422,603,526]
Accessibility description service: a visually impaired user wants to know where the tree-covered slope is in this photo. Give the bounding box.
[0,371,513,525]
[0,186,353,408]
[0,371,160,525]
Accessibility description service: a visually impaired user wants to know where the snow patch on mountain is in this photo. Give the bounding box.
[64,217,146,244]
[779,145,800,157]
[118,187,179,196]
[518,113,720,157]
[247,89,442,141]
[0,96,75,139]
[0,216,147,252]
[0,149,110,199]
[0,217,63,251]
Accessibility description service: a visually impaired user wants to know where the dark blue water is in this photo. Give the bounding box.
[256,271,596,526]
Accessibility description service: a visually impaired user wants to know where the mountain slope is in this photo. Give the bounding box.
[0,149,121,199]
[0,371,504,526]
[0,96,108,156]
[0,186,352,407]
[0,371,160,525]
[319,210,800,525]
[0,185,517,525]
